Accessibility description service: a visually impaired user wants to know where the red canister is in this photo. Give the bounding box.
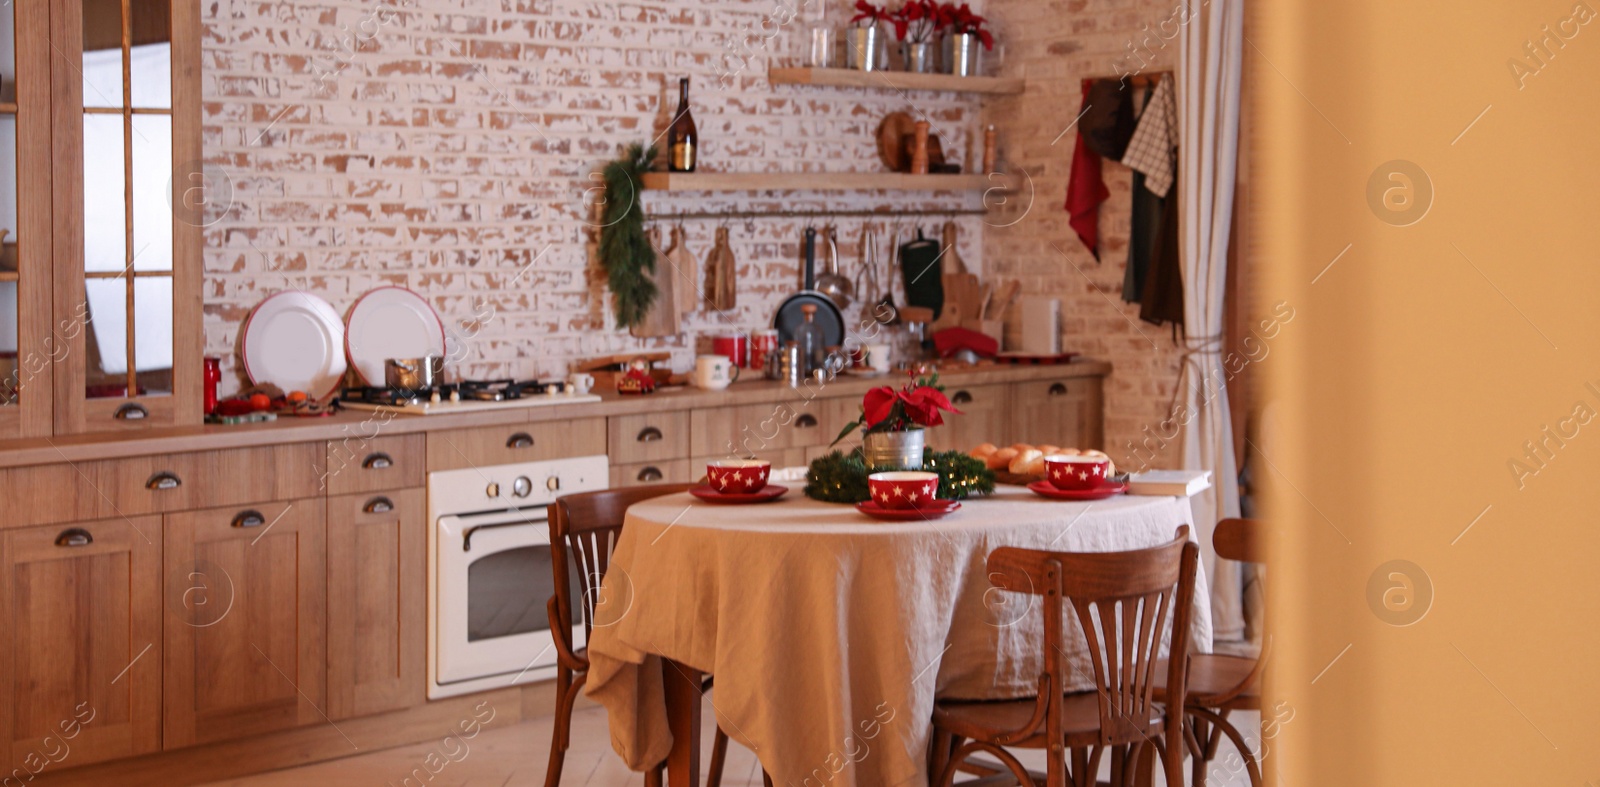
[203,357,222,415]
[750,329,779,371]
[712,332,749,368]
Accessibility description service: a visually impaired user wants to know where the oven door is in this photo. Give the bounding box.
[435,509,584,687]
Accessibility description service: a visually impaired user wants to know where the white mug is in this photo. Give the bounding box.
[865,343,893,374]
[568,372,594,394]
[692,355,740,390]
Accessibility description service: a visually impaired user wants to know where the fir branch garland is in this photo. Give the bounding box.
[598,143,659,329]
[804,449,996,504]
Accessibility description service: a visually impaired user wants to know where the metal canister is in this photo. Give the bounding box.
[780,342,804,388]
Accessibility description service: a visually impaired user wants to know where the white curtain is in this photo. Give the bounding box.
[1179,0,1245,642]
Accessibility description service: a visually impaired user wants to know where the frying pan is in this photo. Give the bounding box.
[773,227,846,348]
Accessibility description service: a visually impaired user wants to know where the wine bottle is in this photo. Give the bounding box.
[667,77,698,172]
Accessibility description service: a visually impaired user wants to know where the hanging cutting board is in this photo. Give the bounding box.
[705,225,737,311]
[666,225,697,318]
[630,227,680,338]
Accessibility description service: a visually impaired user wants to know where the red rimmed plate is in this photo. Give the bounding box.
[856,498,962,521]
[689,484,788,504]
[1027,480,1129,501]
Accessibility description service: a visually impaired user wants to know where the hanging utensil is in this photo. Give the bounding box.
[705,224,737,311]
[941,220,967,274]
[857,224,882,323]
[899,226,943,319]
[668,222,697,319]
[630,226,680,338]
[813,224,853,309]
[877,220,901,324]
[772,226,846,348]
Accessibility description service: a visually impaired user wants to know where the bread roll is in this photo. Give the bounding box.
[971,442,998,459]
[1009,443,1034,454]
[1037,445,1061,457]
[987,447,1018,470]
[1010,449,1045,475]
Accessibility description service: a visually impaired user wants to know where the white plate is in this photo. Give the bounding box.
[241,291,348,398]
[344,286,446,385]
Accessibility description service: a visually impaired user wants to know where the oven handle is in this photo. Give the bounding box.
[460,520,544,552]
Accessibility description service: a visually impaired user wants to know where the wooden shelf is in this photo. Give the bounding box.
[769,67,1024,95]
[640,171,990,192]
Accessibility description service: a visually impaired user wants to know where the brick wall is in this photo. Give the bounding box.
[201,0,986,393]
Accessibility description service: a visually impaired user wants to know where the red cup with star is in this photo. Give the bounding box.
[867,471,940,510]
[706,459,771,493]
[1044,454,1112,491]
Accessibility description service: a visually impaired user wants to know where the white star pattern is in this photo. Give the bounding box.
[893,486,904,497]
[876,490,888,501]
[1051,468,1063,479]
[718,475,732,489]
[908,492,919,503]
[745,476,759,488]
[1093,466,1103,476]
[1078,471,1089,481]
[731,470,743,482]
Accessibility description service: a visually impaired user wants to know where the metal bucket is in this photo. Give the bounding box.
[863,429,926,470]
[943,33,981,76]
[846,25,884,71]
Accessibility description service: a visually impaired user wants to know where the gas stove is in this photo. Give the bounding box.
[339,379,602,414]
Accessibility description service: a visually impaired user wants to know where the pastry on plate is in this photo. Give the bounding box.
[1010,448,1045,475]
[987,447,1018,470]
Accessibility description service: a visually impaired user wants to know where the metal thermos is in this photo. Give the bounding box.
[780,342,804,387]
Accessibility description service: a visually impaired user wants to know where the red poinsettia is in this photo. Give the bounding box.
[850,0,889,26]
[835,372,963,445]
[888,0,940,42]
[943,3,994,49]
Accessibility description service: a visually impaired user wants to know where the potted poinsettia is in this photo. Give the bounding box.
[833,372,962,469]
[940,2,994,76]
[888,0,941,72]
[847,1,889,71]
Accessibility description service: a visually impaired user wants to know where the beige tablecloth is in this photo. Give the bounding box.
[584,485,1212,786]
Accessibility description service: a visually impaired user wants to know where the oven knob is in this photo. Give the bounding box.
[512,476,533,498]
[546,476,561,492]
[485,481,500,498]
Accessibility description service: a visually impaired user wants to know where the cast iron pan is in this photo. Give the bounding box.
[773,227,846,348]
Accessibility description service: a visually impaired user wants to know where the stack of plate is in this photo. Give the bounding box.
[240,286,445,397]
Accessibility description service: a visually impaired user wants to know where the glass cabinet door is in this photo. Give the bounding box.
[0,0,54,440]
[54,0,200,433]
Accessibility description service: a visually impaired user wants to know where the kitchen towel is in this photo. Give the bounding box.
[1064,80,1110,259]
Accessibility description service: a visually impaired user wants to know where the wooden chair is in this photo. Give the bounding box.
[1154,518,1268,787]
[930,527,1200,787]
[545,484,736,787]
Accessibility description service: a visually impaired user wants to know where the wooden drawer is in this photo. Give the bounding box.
[0,444,321,527]
[321,434,424,495]
[610,459,695,488]
[426,418,606,471]
[690,399,837,458]
[928,383,1011,452]
[691,448,809,474]
[608,411,690,464]
[1010,378,1103,450]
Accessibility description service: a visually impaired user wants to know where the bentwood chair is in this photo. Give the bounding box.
[546,484,737,787]
[930,528,1199,787]
[1154,518,1268,787]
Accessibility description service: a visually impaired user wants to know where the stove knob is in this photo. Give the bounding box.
[485,481,500,499]
[546,476,561,492]
[512,476,533,498]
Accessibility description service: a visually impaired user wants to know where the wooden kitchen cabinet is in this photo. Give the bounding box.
[162,499,326,749]
[608,411,690,464]
[0,517,162,771]
[690,398,836,460]
[426,417,606,471]
[610,458,695,488]
[1010,378,1104,450]
[927,383,1011,453]
[326,489,424,720]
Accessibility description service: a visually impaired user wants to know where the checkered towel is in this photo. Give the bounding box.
[1122,75,1177,198]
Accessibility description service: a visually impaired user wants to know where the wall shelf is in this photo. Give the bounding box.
[640,172,991,192]
[768,67,1024,96]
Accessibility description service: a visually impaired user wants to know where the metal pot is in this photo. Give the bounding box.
[863,429,926,470]
[942,32,982,76]
[846,24,885,71]
[385,356,445,390]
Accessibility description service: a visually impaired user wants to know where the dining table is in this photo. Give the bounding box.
[583,483,1213,787]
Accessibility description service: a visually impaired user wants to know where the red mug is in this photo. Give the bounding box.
[712,332,749,368]
[706,459,770,493]
[867,471,940,510]
[1043,454,1112,491]
[750,330,779,371]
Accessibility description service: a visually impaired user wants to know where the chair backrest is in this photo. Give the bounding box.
[1213,518,1265,564]
[987,527,1199,749]
[548,483,695,636]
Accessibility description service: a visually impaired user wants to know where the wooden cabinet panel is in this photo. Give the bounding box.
[320,434,424,496]
[689,398,837,459]
[326,489,424,721]
[926,383,1011,453]
[0,444,321,528]
[1010,378,1104,450]
[610,459,695,488]
[0,517,162,771]
[163,500,326,749]
[426,418,606,471]
[608,411,690,464]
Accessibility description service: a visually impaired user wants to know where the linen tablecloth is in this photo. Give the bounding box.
[584,485,1212,786]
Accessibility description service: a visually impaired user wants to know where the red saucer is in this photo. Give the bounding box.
[689,484,788,504]
[1027,480,1129,501]
[856,498,962,521]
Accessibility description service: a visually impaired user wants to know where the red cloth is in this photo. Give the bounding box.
[1064,80,1109,259]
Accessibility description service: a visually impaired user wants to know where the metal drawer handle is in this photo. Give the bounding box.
[1048,383,1069,396]
[637,466,664,482]
[363,496,395,514]
[55,528,93,547]
[506,432,535,449]
[362,452,394,470]
[795,414,818,428]
[636,426,664,443]
[114,403,148,420]
[146,471,182,491]
[951,390,973,405]
[231,510,267,528]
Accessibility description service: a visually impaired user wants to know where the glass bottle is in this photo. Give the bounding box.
[796,303,825,374]
[667,77,698,172]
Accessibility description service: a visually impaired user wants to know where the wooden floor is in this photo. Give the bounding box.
[197,702,1263,787]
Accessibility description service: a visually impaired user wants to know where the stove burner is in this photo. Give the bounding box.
[340,378,568,407]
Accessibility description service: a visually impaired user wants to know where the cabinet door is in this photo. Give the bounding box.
[927,383,1010,453]
[50,0,202,434]
[0,517,161,770]
[326,489,424,720]
[1010,378,1104,450]
[163,500,326,749]
[0,0,56,440]
[611,459,694,488]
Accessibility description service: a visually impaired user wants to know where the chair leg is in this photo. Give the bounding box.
[1190,714,1210,787]
[1191,707,1263,787]
[706,727,729,787]
[545,668,578,787]
[762,771,774,787]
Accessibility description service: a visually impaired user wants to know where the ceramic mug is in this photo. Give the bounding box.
[568,372,594,395]
[867,471,940,510]
[1044,453,1112,491]
[706,459,771,492]
[692,354,740,390]
[865,343,893,374]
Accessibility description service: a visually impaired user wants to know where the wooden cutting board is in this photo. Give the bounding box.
[630,227,680,338]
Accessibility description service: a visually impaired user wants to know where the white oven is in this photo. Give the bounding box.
[427,454,609,699]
